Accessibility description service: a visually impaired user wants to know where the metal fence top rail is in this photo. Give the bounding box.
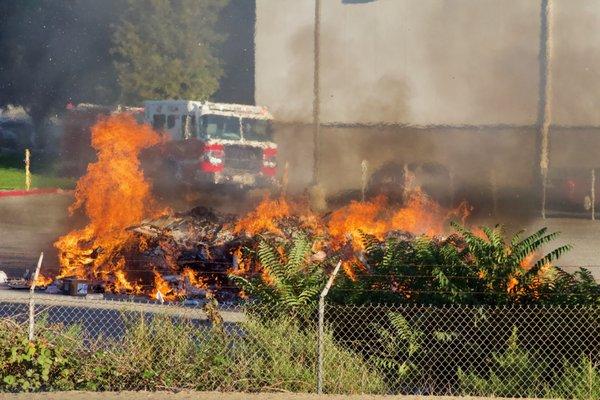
[325,302,600,310]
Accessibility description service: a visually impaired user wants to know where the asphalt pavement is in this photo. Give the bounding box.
[0,192,74,277]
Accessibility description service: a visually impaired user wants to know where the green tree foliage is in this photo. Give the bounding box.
[540,267,600,305]
[331,232,474,304]
[452,223,572,301]
[0,0,122,146]
[112,0,228,104]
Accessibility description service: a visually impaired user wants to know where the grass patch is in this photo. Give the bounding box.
[0,168,75,190]
[0,313,384,393]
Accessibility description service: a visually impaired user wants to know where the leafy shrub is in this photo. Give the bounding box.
[231,316,385,394]
[547,356,600,400]
[457,328,600,399]
[331,232,474,304]
[0,320,79,392]
[457,327,547,397]
[540,268,600,305]
[369,312,426,391]
[330,224,585,305]
[230,233,327,317]
[0,311,383,394]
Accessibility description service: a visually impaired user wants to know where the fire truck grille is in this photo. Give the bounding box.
[223,145,262,172]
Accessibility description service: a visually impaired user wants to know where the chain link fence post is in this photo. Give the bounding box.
[318,260,341,394]
[28,252,43,341]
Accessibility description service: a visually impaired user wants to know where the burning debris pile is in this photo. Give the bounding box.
[50,114,470,301]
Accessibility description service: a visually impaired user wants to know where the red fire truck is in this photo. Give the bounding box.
[143,100,277,189]
[62,101,278,190]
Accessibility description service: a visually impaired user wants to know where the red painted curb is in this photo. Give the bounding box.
[0,188,73,198]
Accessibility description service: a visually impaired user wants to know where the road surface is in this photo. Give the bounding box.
[0,192,74,277]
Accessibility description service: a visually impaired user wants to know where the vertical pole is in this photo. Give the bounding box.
[449,170,455,208]
[402,163,410,203]
[312,0,321,186]
[318,260,341,394]
[591,169,596,220]
[491,169,498,217]
[282,161,290,197]
[361,160,368,202]
[28,252,43,341]
[183,115,190,140]
[25,149,31,191]
[317,294,325,394]
[539,0,553,219]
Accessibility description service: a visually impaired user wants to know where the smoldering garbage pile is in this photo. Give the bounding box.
[125,206,247,301]
[48,191,469,301]
[120,204,329,301]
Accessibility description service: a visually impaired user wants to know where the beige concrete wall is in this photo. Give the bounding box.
[256,0,600,127]
[274,123,538,195]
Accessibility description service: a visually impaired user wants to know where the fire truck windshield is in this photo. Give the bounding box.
[242,118,273,142]
[201,114,241,140]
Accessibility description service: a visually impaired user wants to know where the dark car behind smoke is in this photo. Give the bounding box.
[546,167,600,219]
[0,119,35,155]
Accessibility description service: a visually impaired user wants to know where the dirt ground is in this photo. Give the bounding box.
[0,392,503,400]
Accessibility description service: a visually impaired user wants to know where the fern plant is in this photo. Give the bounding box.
[370,312,423,390]
[457,327,547,397]
[540,267,600,305]
[546,356,600,399]
[331,231,477,305]
[370,311,459,393]
[333,224,575,305]
[229,233,327,317]
[451,223,572,304]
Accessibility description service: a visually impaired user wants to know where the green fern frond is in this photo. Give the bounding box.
[287,233,312,273]
[513,227,549,252]
[533,244,573,268]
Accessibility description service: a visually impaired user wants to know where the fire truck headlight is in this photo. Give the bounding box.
[207,155,223,165]
[263,160,276,168]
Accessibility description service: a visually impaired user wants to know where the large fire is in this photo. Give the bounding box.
[52,113,471,300]
[54,114,164,293]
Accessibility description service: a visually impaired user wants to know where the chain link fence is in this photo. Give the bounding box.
[0,292,599,397]
[325,303,600,397]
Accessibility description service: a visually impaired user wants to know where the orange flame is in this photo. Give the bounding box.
[328,189,468,252]
[53,114,474,299]
[181,267,207,290]
[34,273,53,287]
[234,197,290,236]
[507,276,519,293]
[113,268,142,294]
[519,253,537,268]
[150,271,176,301]
[54,114,163,293]
[239,189,470,282]
[390,189,444,236]
[328,196,389,250]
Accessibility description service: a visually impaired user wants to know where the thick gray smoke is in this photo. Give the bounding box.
[256,0,600,221]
